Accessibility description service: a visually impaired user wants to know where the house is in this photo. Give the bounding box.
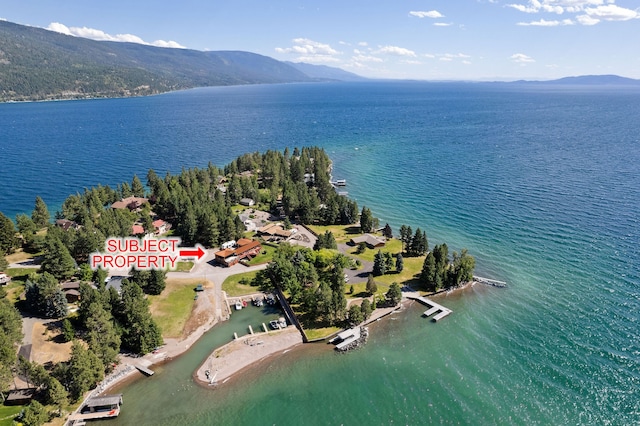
[257,223,293,240]
[239,198,255,207]
[152,219,171,235]
[111,196,148,211]
[131,224,146,236]
[349,234,386,249]
[5,388,37,406]
[0,272,10,285]
[214,239,262,267]
[55,218,80,231]
[61,281,82,303]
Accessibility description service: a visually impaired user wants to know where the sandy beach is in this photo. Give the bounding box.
[194,327,303,385]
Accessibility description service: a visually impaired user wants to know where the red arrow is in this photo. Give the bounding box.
[179,245,206,261]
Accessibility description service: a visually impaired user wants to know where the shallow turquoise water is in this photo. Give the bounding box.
[2,82,639,424]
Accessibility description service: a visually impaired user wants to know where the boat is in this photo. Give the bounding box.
[242,299,248,307]
[332,179,346,186]
[278,317,287,328]
[235,300,243,310]
[269,320,280,329]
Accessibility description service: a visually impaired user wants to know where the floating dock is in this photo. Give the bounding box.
[409,296,452,322]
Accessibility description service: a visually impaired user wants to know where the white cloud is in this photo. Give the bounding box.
[352,51,384,63]
[409,10,445,19]
[507,1,639,26]
[358,41,369,47]
[46,22,185,48]
[517,18,575,25]
[511,53,536,63]
[374,45,417,57]
[275,38,342,63]
[434,22,454,27]
[575,14,601,24]
[584,4,639,21]
[401,60,422,65]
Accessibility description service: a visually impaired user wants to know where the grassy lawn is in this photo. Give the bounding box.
[0,405,23,426]
[174,261,194,272]
[5,248,39,264]
[305,326,341,341]
[4,267,37,302]
[306,224,362,243]
[222,271,260,297]
[246,245,274,265]
[149,278,204,338]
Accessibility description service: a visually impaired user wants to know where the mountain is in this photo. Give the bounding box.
[0,20,346,102]
[285,62,367,82]
[514,74,640,86]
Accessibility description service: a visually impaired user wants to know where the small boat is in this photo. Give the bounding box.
[269,320,279,329]
[278,317,287,328]
[242,299,248,307]
[235,301,243,310]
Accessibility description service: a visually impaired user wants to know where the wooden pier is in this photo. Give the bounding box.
[474,276,507,288]
[409,296,452,322]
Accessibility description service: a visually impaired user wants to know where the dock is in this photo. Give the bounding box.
[135,364,154,376]
[331,327,362,351]
[409,296,452,322]
[474,276,507,288]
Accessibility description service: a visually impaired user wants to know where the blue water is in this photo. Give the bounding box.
[2,82,640,424]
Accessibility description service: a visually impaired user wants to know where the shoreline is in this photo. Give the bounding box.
[94,280,475,398]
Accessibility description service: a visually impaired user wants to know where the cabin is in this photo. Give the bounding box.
[214,239,262,267]
[349,234,386,249]
[61,281,82,303]
[239,198,255,207]
[55,218,80,231]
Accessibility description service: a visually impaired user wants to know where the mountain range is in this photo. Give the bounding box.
[0,20,363,102]
[1,19,639,102]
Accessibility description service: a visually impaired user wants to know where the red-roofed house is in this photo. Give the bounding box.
[131,225,145,235]
[153,219,171,235]
[214,239,262,267]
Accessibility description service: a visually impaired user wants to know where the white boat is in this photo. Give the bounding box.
[269,320,279,329]
[278,317,287,328]
[235,301,243,310]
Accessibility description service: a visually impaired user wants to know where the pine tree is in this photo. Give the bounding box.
[40,235,76,281]
[0,212,18,254]
[396,253,404,273]
[31,196,50,228]
[131,174,146,197]
[372,250,387,276]
[386,282,402,306]
[366,273,378,295]
[359,206,373,233]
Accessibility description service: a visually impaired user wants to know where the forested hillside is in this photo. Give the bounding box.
[0,20,314,101]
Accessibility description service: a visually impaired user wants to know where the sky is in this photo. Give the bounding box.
[2,0,639,80]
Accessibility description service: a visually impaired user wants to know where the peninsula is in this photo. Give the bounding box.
[0,147,476,425]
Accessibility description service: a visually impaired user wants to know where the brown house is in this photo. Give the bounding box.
[214,239,262,267]
[111,196,148,211]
